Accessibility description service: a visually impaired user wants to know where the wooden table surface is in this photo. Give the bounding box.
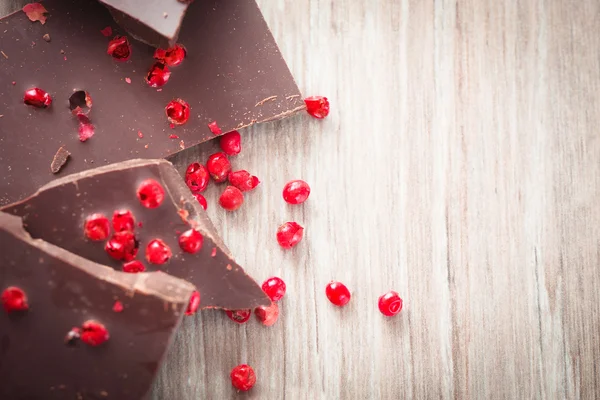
[4,1,600,399]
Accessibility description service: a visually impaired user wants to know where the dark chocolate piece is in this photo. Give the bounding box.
[50,146,70,173]
[99,0,189,48]
[0,0,304,206]
[0,212,195,399]
[2,159,270,310]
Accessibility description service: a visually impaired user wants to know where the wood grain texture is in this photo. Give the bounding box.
[2,0,600,398]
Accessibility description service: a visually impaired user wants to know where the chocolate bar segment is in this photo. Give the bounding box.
[100,0,188,48]
[0,212,194,399]
[0,0,304,205]
[2,159,270,310]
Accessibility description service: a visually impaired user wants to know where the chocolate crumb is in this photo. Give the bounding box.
[42,33,51,42]
[50,146,70,174]
[255,95,277,107]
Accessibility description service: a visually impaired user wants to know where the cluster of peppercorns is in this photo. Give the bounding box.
[83,180,178,269]
[95,179,203,315]
[106,34,186,89]
[182,130,260,213]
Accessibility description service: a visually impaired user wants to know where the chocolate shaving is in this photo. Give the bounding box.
[50,146,70,174]
[255,95,278,107]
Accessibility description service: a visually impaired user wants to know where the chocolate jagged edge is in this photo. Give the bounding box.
[0,211,195,399]
[2,159,271,310]
[0,0,304,205]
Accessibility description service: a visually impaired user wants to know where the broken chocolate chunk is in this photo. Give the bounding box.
[99,0,188,48]
[50,146,71,173]
[0,0,304,205]
[2,159,270,310]
[0,212,195,399]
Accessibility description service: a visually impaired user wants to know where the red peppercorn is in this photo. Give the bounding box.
[146,239,172,264]
[230,364,256,391]
[23,87,52,108]
[304,96,330,119]
[105,231,139,261]
[179,229,203,254]
[112,209,135,232]
[186,291,201,316]
[106,36,131,61]
[81,320,110,346]
[137,179,165,208]
[185,163,209,193]
[228,170,260,192]
[153,44,186,67]
[261,277,286,302]
[165,98,190,125]
[219,186,244,211]
[208,121,222,135]
[206,152,231,183]
[112,300,124,313]
[146,62,171,87]
[1,286,29,313]
[84,213,110,241]
[326,281,351,307]
[276,222,304,249]
[378,291,403,317]
[255,303,279,326]
[220,131,241,155]
[282,180,311,204]
[77,114,95,142]
[225,309,252,324]
[122,260,146,273]
[193,193,208,210]
[100,26,112,37]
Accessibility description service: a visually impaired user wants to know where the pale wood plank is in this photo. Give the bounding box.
[2,0,600,398]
